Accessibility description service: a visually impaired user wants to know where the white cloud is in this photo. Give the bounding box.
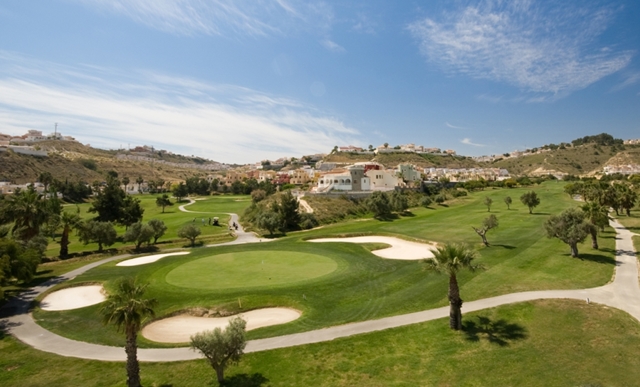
[0,52,361,164]
[408,1,633,95]
[445,122,467,130]
[461,138,484,147]
[320,39,346,53]
[70,0,334,37]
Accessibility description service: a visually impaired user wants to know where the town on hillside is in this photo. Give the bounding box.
[2,131,640,196]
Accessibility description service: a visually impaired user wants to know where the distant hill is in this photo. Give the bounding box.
[492,143,640,176]
[0,140,226,184]
[322,141,640,177]
[2,134,639,185]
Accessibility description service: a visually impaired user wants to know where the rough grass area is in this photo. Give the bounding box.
[4,300,640,386]
[302,195,368,224]
[165,251,338,289]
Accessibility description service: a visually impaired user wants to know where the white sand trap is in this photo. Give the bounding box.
[117,251,191,267]
[310,236,436,260]
[142,308,301,343]
[41,285,105,311]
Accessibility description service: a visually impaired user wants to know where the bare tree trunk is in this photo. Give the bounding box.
[215,366,225,384]
[570,243,579,258]
[59,225,70,258]
[125,329,141,387]
[448,275,463,330]
[590,228,598,250]
[472,227,490,247]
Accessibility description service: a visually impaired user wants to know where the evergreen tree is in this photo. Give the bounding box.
[89,175,125,223]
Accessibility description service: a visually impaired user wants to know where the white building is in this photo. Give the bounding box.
[316,165,370,192]
[365,169,400,191]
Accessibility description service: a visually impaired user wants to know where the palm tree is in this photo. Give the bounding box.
[1,186,51,241]
[135,176,144,193]
[59,208,83,258]
[100,277,158,387]
[425,243,483,330]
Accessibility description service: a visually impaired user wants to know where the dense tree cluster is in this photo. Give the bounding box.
[0,186,61,297]
[564,180,638,217]
[88,173,144,227]
[570,133,623,147]
[244,190,315,235]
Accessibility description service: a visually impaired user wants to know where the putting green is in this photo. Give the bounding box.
[165,251,338,289]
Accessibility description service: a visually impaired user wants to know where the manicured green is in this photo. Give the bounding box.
[166,251,338,290]
[4,300,640,386]
[32,182,618,349]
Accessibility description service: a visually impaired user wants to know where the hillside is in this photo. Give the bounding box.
[2,137,639,185]
[323,141,640,177]
[492,143,640,176]
[0,140,225,184]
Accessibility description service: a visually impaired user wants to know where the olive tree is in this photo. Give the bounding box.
[123,222,154,250]
[147,219,167,244]
[177,224,201,247]
[190,317,247,384]
[472,214,498,247]
[483,197,493,212]
[520,191,540,214]
[544,208,591,258]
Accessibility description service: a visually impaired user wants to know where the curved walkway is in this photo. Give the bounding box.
[178,197,262,245]
[2,219,638,362]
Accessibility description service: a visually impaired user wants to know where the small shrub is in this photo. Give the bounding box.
[79,158,97,171]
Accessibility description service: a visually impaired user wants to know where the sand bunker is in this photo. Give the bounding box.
[117,252,191,267]
[142,308,301,343]
[310,236,436,260]
[41,285,105,311]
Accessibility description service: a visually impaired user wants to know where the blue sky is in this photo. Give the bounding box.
[0,0,639,164]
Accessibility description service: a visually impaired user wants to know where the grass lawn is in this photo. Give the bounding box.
[613,210,640,263]
[31,182,618,348]
[43,194,252,258]
[4,300,640,386]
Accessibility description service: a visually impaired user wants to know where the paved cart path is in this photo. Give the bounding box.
[2,219,638,362]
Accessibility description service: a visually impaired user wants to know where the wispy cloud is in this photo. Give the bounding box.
[0,51,361,163]
[611,72,640,92]
[321,39,345,53]
[71,0,334,37]
[446,122,467,130]
[408,1,633,96]
[352,13,377,35]
[461,138,484,147]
